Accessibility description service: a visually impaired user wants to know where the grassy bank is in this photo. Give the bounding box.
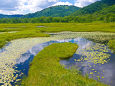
[108,40,115,51]
[0,30,49,48]
[21,43,107,86]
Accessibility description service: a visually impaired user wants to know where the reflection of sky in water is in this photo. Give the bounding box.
[16,41,58,64]
[15,38,115,86]
[60,38,115,86]
[0,38,115,85]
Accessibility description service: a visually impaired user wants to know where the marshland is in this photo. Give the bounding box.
[0,22,114,86]
[0,0,115,86]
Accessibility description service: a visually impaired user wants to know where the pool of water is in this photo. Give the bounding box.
[37,26,45,28]
[0,37,115,86]
[60,38,115,86]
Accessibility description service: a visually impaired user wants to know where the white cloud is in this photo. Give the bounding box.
[74,0,100,7]
[0,0,100,15]
[52,2,73,6]
[0,0,58,14]
[17,0,57,14]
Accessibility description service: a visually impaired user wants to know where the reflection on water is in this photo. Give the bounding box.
[0,37,115,86]
[37,26,45,28]
[12,41,58,85]
[60,38,115,86]
[14,37,115,86]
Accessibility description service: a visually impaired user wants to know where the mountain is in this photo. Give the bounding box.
[23,5,80,18]
[92,4,115,22]
[74,4,115,22]
[71,0,115,16]
[0,14,23,18]
[93,5,115,16]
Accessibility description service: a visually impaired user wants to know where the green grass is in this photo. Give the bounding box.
[0,23,115,33]
[0,22,114,48]
[108,40,115,51]
[0,23,114,85]
[0,30,49,48]
[21,43,107,86]
[37,23,115,32]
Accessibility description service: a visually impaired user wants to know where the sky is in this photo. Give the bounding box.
[0,0,100,15]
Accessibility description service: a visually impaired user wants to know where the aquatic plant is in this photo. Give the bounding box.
[76,43,110,64]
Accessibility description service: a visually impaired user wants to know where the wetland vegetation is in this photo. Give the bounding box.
[108,40,115,52]
[21,42,106,86]
[0,23,115,48]
[0,22,115,86]
[0,0,114,85]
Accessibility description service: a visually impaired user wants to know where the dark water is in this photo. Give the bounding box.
[10,38,115,85]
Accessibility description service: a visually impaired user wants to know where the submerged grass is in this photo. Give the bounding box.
[21,43,107,86]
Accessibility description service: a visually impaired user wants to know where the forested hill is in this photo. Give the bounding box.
[93,5,115,16]
[23,5,80,18]
[0,14,23,18]
[71,0,115,16]
[77,4,115,22]
[0,0,114,23]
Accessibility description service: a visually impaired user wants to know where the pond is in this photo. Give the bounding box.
[0,32,115,86]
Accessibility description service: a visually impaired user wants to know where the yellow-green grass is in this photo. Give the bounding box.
[0,30,49,48]
[21,43,107,86]
[0,23,115,33]
[0,23,113,85]
[0,22,114,48]
[37,23,115,33]
[108,40,115,51]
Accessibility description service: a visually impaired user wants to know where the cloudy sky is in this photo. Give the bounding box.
[0,0,100,15]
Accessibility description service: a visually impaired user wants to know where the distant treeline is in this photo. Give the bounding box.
[0,13,114,23]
